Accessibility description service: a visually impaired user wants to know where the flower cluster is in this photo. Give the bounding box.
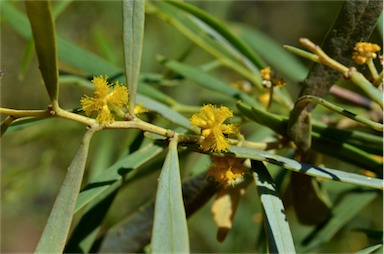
[208,156,246,186]
[260,66,286,89]
[81,76,128,124]
[190,104,236,152]
[352,42,381,65]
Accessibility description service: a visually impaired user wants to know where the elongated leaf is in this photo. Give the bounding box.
[168,1,266,69]
[228,146,383,189]
[122,0,145,116]
[148,1,262,87]
[25,0,59,104]
[152,137,189,253]
[35,129,95,253]
[236,101,383,172]
[300,188,379,252]
[355,243,383,254]
[136,94,191,129]
[99,172,218,253]
[3,2,121,76]
[65,183,119,253]
[75,143,163,213]
[251,160,296,253]
[160,58,260,107]
[237,25,308,83]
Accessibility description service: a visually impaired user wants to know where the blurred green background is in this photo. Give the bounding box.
[1,1,382,253]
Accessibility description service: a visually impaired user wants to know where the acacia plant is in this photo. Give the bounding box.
[1,0,383,253]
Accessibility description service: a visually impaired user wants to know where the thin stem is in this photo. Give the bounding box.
[372,71,383,88]
[0,107,51,118]
[299,38,348,73]
[297,95,383,132]
[366,58,379,81]
[283,45,320,63]
[297,38,383,108]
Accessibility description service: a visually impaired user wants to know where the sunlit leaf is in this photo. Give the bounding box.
[160,58,259,107]
[355,243,383,254]
[99,172,218,253]
[229,146,383,190]
[122,0,145,116]
[251,160,296,253]
[35,130,95,253]
[25,0,59,103]
[152,137,189,253]
[75,143,163,213]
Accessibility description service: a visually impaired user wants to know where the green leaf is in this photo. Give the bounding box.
[3,2,121,77]
[25,0,59,104]
[237,25,308,83]
[35,129,95,253]
[355,243,383,254]
[65,184,119,253]
[122,0,145,116]
[160,58,260,107]
[168,1,267,69]
[152,137,189,253]
[148,1,262,87]
[251,160,296,253]
[75,143,163,213]
[136,94,191,129]
[300,188,379,252]
[236,101,383,172]
[99,172,217,253]
[228,146,383,190]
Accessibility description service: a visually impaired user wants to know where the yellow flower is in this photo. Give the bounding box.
[260,66,286,89]
[81,75,128,124]
[353,42,381,65]
[208,156,246,186]
[260,67,271,81]
[134,104,148,115]
[190,104,236,152]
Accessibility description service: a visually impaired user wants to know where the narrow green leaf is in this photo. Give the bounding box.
[99,172,217,253]
[25,0,59,104]
[65,183,119,253]
[228,146,383,190]
[300,188,379,252]
[238,25,308,83]
[136,94,191,129]
[296,95,383,132]
[3,2,121,76]
[355,243,383,254]
[35,129,95,253]
[75,143,163,213]
[236,101,383,172]
[148,1,262,87]
[168,1,267,70]
[152,137,189,253]
[122,0,145,116]
[251,160,296,253]
[160,58,260,107]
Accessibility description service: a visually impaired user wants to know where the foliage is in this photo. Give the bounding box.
[1,1,383,253]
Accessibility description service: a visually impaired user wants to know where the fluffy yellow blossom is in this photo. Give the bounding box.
[190,104,236,152]
[353,42,381,65]
[81,75,128,124]
[208,157,246,186]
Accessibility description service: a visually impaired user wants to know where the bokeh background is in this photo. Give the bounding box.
[1,1,382,252]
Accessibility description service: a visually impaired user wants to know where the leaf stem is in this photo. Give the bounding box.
[296,95,383,132]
